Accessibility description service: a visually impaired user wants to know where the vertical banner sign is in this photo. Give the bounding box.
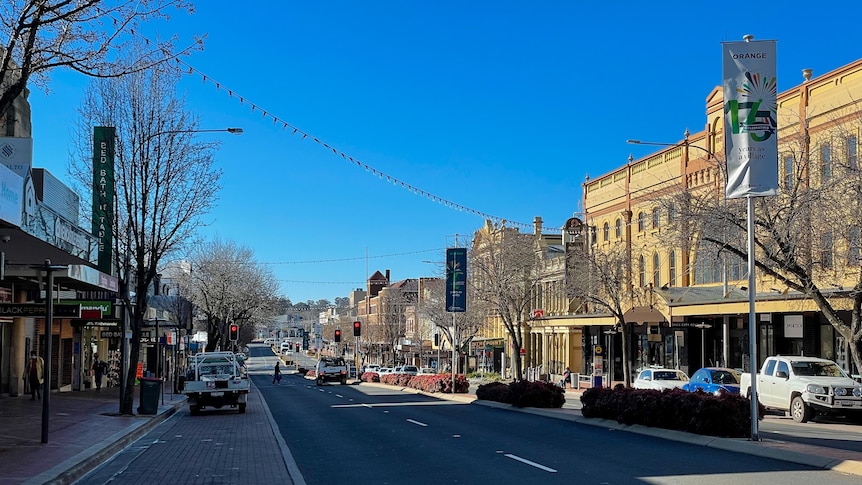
[92,127,115,274]
[722,40,779,199]
[445,248,467,312]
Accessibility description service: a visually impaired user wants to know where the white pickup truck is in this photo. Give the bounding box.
[183,351,250,415]
[740,356,862,422]
[315,357,348,385]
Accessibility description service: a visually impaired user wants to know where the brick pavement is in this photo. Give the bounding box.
[0,384,184,485]
[74,383,296,485]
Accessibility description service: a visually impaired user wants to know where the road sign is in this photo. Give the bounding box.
[0,303,81,317]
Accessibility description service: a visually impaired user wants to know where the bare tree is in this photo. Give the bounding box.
[377,287,409,365]
[666,113,862,374]
[470,221,541,380]
[0,0,200,118]
[567,242,637,386]
[187,238,280,352]
[69,48,220,414]
[419,277,487,371]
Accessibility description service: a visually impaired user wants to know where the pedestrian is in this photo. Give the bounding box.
[92,354,108,391]
[273,361,282,384]
[23,351,44,400]
[560,366,571,388]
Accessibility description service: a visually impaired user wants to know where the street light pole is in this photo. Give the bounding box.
[694,323,712,368]
[35,260,68,444]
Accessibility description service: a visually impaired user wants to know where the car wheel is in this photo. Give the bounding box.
[791,396,812,423]
[316,378,323,386]
[341,377,347,385]
[189,406,200,416]
[238,404,246,414]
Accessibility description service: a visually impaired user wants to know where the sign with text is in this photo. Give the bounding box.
[92,126,115,274]
[722,39,779,198]
[0,303,81,318]
[445,247,467,312]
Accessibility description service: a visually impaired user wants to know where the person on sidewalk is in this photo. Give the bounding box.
[273,361,282,384]
[92,354,108,391]
[560,367,571,389]
[23,351,44,400]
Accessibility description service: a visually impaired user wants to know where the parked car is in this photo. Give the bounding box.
[394,365,419,376]
[378,367,395,375]
[741,356,862,423]
[418,367,436,375]
[361,364,380,375]
[632,368,689,390]
[681,367,741,395]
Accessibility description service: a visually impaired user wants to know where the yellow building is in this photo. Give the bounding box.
[575,58,862,380]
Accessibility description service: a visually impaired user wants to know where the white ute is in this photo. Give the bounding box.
[740,356,862,423]
[182,351,250,415]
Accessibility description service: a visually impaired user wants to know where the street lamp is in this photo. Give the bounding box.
[694,322,712,368]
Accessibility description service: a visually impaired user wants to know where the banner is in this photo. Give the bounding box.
[92,126,115,274]
[722,40,779,199]
[445,247,467,312]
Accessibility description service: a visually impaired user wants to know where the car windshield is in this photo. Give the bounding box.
[710,370,739,384]
[654,371,684,381]
[791,361,845,377]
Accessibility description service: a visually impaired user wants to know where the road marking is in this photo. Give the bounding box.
[406,419,428,427]
[330,401,460,409]
[335,394,343,398]
[504,454,557,473]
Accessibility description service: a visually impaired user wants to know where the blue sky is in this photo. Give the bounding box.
[26,1,862,304]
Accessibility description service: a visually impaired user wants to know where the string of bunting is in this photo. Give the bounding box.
[169,57,557,232]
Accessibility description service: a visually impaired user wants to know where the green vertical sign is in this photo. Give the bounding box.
[92,126,114,274]
[445,248,467,312]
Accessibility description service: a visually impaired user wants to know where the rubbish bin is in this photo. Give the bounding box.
[138,377,162,415]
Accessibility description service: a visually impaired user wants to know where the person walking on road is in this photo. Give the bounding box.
[273,361,282,384]
[92,354,108,391]
[23,351,44,400]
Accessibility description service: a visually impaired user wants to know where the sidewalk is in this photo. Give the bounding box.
[0,384,185,485]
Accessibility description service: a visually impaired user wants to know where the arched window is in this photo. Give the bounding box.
[615,218,622,238]
[652,208,660,229]
[668,250,676,287]
[652,253,660,287]
[637,212,645,232]
[668,202,676,224]
[638,255,645,287]
[603,222,610,241]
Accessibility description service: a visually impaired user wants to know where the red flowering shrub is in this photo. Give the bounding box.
[305,369,317,378]
[476,382,512,403]
[580,386,763,438]
[367,373,469,393]
[360,372,380,382]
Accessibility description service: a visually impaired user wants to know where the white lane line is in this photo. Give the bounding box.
[335,394,343,398]
[504,454,557,473]
[406,419,427,427]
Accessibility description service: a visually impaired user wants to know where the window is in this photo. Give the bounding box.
[668,250,676,287]
[784,154,794,189]
[821,231,834,269]
[652,208,660,229]
[603,222,609,241]
[615,218,622,238]
[667,202,676,224]
[848,135,858,170]
[637,212,645,232]
[694,242,746,285]
[821,143,832,183]
[849,226,861,263]
[638,256,645,287]
[652,253,660,287]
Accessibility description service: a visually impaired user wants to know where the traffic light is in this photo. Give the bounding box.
[353,321,361,337]
[334,329,341,342]
[229,323,239,342]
